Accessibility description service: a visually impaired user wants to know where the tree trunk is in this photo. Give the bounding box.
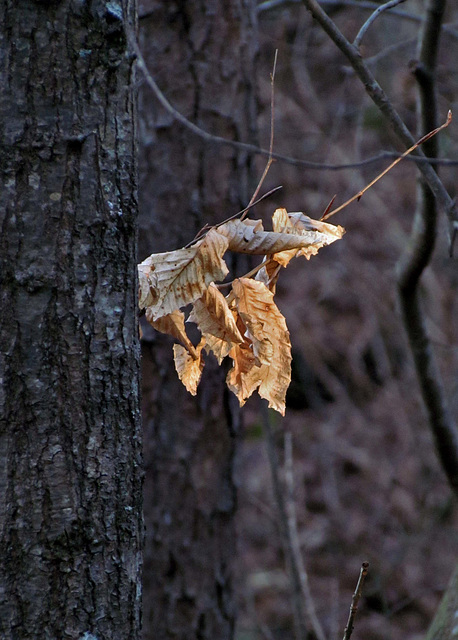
[137,1,258,638]
[0,2,142,639]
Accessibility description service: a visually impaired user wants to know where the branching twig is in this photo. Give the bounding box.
[299,0,458,495]
[126,24,458,176]
[259,0,458,39]
[342,562,369,640]
[397,0,458,497]
[353,0,408,49]
[322,112,452,221]
[258,0,420,23]
[300,0,457,237]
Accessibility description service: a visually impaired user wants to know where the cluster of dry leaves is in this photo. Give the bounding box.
[138,209,344,414]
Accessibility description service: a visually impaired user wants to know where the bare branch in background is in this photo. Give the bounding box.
[353,0,408,50]
[262,404,326,640]
[258,0,458,39]
[128,21,458,183]
[258,0,419,22]
[243,50,278,217]
[342,562,369,640]
[397,0,458,497]
[322,113,452,220]
[284,432,327,640]
[300,0,457,241]
[297,0,458,496]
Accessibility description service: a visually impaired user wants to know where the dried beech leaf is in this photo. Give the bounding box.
[139,269,156,308]
[138,228,229,320]
[146,308,197,358]
[226,340,263,405]
[203,335,232,364]
[173,339,205,395]
[217,218,330,255]
[188,284,244,364]
[272,208,345,265]
[231,278,292,415]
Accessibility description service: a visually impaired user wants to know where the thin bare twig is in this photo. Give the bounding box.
[220,186,283,225]
[284,432,327,640]
[127,24,458,174]
[322,112,452,221]
[258,0,458,39]
[342,562,369,640]
[262,406,327,640]
[262,405,309,640]
[184,186,283,248]
[354,0,408,49]
[186,52,278,250]
[242,50,278,218]
[216,258,277,291]
[300,0,457,237]
[258,0,419,22]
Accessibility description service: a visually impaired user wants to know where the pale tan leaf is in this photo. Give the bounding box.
[188,283,243,363]
[188,283,243,344]
[139,269,156,308]
[231,278,292,415]
[138,228,229,320]
[272,208,345,265]
[173,339,205,396]
[226,340,263,406]
[217,218,331,256]
[203,335,232,364]
[146,308,197,358]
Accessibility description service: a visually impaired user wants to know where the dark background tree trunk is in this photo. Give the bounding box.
[0,2,142,638]
[137,1,258,638]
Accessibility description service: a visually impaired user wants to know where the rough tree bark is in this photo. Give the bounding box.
[137,1,258,638]
[0,2,142,639]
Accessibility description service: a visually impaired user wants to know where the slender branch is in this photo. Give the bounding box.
[342,562,369,640]
[185,186,283,248]
[127,27,263,152]
[322,112,452,221]
[259,0,458,40]
[397,0,458,498]
[126,22,458,175]
[284,432,327,640]
[258,0,421,23]
[242,50,278,219]
[300,0,457,237]
[262,404,310,640]
[216,258,277,291]
[354,0,408,50]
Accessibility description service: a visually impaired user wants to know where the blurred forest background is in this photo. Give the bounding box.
[137,1,458,639]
